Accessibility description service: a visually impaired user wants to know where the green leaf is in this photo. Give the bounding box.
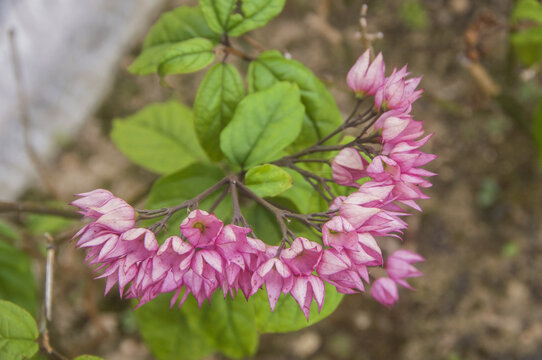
[73,356,105,360]
[157,38,216,77]
[512,0,542,23]
[134,293,257,360]
[511,27,542,66]
[111,101,208,174]
[0,220,19,242]
[227,0,286,36]
[0,300,39,360]
[250,282,343,333]
[200,0,243,34]
[0,241,37,316]
[130,38,215,76]
[248,51,343,150]
[242,202,282,245]
[144,163,230,243]
[220,82,304,169]
[245,164,293,198]
[26,214,75,236]
[129,6,219,75]
[276,168,327,214]
[511,0,542,66]
[194,63,245,161]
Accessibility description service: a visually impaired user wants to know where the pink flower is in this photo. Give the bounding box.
[280,237,323,275]
[180,210,223,247]
[386,250,424,289]
[71,189,114,214]
[322,216,358,250]
[370,277,399,308]
[71,192,135,233]
[251,258,294,311]
[96,228,159,296]
[317,248,366,294]
[280,238,325,319]
[331,148,369,187]
[375,66,423,112]
[347,50,386,96]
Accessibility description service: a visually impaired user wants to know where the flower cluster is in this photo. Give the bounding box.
[72,191,327,319]
[71,49,434,318]
[331,49,435,306]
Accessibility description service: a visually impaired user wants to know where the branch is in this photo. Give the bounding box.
[39,234,69,360]
[141,177,230,233]
[0,202,81,219]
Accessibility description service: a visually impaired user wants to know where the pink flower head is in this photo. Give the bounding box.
[375,66,423,112]
[322,216,358,250]
[386,250,424,289]
[290,275,325,320]
[71,189,114,213]
[180,210,223,247]
[332,148,369,187]
[317,248,366,294]
[251,258,294,311]
[182,249,225,306]
[280,237,323,275]
[347,50,386,96]
[370,277,399,308]
[96,228,158,296]
[74,195,135,233]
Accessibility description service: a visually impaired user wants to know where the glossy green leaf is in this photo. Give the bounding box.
[0,300,39,360]
[242,202,282,245]
[111,101,207,174]
[0,241,37,316]
[248,51,343,150]
[220,82,304,169]
[144,163,230,243]
[130,6,219,75]
[157,38,216,76]
[200,0,243,34]
[73,356,105,360]
[250,282,343,333]
[194,63,245,160]
[134,292,257,360]
[227,0,286,36]
[245,164,293,198]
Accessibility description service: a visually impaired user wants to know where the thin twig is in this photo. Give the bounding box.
[208,186,229,213]
[144,177,229,233]
[0,201,81,219]
[39,234,69,360]
[8,29,60,198]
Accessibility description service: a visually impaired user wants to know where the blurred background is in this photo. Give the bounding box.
[1,0,542,359]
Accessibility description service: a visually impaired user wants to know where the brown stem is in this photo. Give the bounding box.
[0,202,81,219]
[145,177,229,233]
[39,234,69,360]
[222,46,254,61]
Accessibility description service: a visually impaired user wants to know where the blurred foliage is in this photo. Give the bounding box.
[398,0,428,31]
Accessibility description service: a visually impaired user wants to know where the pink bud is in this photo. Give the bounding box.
[332,148,369,187]
[370,277,399,308]
[347,50,386,96]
